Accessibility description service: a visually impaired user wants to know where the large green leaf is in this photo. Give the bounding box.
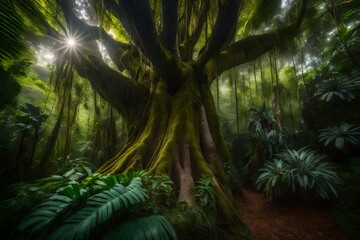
[18,194,74,236]
[104,215,178,240]
[49,177,147,240]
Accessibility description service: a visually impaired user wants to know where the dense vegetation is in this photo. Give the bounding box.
[1,0,360,239]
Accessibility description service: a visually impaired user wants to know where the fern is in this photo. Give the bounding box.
[48,177,147,240]
[195,175,216,208]
[104,215,178,240]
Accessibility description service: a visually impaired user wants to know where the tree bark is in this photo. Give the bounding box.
[96,71,239,225]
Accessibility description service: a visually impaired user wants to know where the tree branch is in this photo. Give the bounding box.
[205,0,307,80]
[19,0,149,120]
[56,0,145,74]
[104,0,181,90]
[180,0,210,62]
[159,0,178,54]
[178,1,192,44]
[197,0,243,69]
[74,54,149,120]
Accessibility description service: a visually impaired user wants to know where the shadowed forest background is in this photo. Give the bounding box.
[0,0,360,239]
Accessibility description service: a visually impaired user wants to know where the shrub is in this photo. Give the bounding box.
[247,129,288,172]
[318,123,360,152]
[256,148,342,203]
[142,174,176,213]
[255,159,289,202]
[315,70,360,102]
[247,103,275,133]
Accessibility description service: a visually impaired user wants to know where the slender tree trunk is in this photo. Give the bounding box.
[248,67,252,105]
[216,77,220,113]
[253,61,258,96]
[259,58,266,104]
[272,50,282,131]
[232,70,240,134]
[38,103,65,176]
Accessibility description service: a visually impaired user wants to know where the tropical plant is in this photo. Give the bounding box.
[315,70,360,102]
[247,129,288,172]
[247,103,275,132]
[165,203,217,240]
[0,60,32,110]
[256,159,289,202]
[318,123,360,152]
[104,215,178,240]
[0,1,28,60]
[13,103,48,170]
[143,174,175,210]
[195,175,216,209]
[55,157,94,177]
[17,173,178,240]
[256,148,342,203]
[18,184,85,237]
[279,148,341,201]
[0,3,32,111]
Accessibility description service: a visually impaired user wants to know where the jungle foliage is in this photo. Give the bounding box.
[0,0,360,239]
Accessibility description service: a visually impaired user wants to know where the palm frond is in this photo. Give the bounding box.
[0,1,28,59]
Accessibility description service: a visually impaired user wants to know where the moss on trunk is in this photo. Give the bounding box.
[97,70,241,226]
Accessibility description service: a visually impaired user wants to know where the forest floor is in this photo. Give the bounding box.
[235,188,344,240]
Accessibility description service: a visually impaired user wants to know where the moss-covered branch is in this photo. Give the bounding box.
[74,55,149,121]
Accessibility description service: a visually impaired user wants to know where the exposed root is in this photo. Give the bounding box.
[175,144,196,205]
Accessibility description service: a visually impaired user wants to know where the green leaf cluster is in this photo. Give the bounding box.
[16,171,177,240]
[142,174,176,212]
[319,123,360,150]
[256,148,342,203]
[195,175,216,209]
[315,69,360,102]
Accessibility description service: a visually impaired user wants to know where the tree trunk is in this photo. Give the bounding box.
[97,73,240,225]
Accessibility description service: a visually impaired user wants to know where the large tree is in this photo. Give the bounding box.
[13,0,307,224]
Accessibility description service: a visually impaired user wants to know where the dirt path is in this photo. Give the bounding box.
[235,188,344,240]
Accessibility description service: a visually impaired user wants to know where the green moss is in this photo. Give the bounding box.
[96,74,241,228]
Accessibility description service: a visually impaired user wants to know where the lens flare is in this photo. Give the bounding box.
[66,37,77,47]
